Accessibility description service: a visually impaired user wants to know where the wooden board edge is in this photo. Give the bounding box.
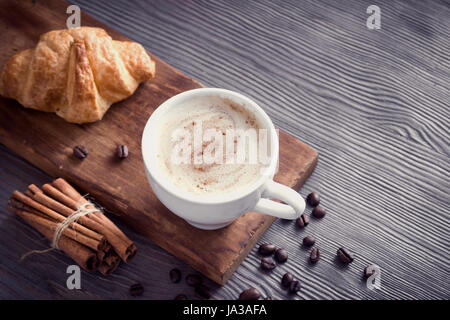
[293,150,319,191]
[218,216,275,285]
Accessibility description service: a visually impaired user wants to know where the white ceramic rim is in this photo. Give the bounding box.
[141,88,279,204]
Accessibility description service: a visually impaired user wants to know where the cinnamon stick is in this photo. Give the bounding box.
[52,178,137,262]
[8,199,105,253]
[9,207,99,272]
[26,185,125,258]
[12,190,104,244]
[7,178,136,275]
[98,252,120,275]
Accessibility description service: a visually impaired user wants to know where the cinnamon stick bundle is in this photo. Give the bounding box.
[7,178,137,275]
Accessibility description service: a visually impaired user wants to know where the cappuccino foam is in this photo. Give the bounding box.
[156,96,270,195]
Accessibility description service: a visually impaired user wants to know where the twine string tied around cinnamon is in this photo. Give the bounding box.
[20,199,100,260]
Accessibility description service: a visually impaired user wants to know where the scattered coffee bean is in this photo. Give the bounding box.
[281,272,294,287]
[239,288,261,300]
[174,294,188,300]
[312,206,326,219]
[129,283,144,296]
[296,214,309,228]
[169,268,181,283]
[275,248,288,263]
[306,192,320,207]
[186,274,203,286]
[303,235,316,247]
[364,265,377,278]
[337,247,354,264]
[260,257,276,270]
[289,280,301,294]
[195,284,211,299]
[258,243,276,255]
[73,145,88,159]
[310,248,320,263]
[117,145,129,159]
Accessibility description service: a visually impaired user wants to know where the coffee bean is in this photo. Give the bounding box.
[169,268,181,283]
[364,265,376,278]
[296,214,309,228]
[186,274,203,286]
[275,248,288,263]
[312,206,326,219]
[260,257,276,270]
[195,284,211,299]
[281,272,294,287]
[337,247,354,263]
[303,235,316,247]
[239,288,261,300]
[129,283,144,296]
[117,145,129,159]
[73,145,88,159]
[289,280,301,294]
[306,192,320,207]
[174,294,188,300]
[258,243,276,255]
[310,248,320,263]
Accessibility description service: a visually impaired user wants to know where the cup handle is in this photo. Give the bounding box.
[253,180,305,220]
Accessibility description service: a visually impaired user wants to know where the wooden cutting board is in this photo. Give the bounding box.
[0,0,318,284]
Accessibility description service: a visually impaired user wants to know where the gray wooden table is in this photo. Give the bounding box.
[0,0,449,299]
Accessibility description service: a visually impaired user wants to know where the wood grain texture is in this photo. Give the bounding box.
[1,0,449,299]
[0,0,317,286]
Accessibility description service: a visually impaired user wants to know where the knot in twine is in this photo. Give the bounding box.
[20,199,100,261]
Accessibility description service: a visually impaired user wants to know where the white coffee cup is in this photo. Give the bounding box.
[141,88,305,230]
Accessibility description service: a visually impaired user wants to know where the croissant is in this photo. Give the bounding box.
[0,27,155,123]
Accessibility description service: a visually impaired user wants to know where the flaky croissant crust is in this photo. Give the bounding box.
[0,27,155,123]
